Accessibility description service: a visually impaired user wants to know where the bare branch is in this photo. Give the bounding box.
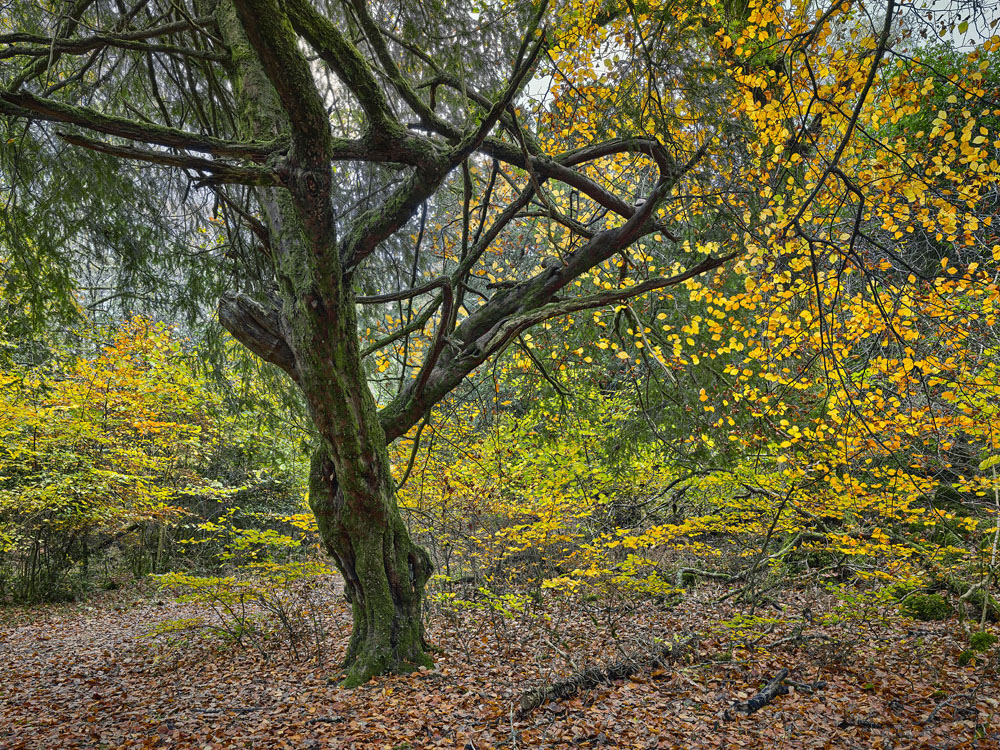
[358,275,451,304]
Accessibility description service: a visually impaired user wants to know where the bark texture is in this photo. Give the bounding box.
[215,0,436,684]
[309,450,432,686]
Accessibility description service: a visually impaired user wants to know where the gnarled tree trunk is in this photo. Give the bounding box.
[255,179,435,686]
[214,0,435,685]
[308,449,432,686]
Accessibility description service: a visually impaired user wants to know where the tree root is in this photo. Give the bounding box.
[517,635,698,717]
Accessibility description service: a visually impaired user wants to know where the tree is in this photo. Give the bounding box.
[2,0,994,685]
[0,317,220,601]
[0,0,734,684]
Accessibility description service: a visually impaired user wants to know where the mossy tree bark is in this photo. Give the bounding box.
[245,178,435,683]
[262,177,434,685]
[214,0,437,684]
[309,449,432,685]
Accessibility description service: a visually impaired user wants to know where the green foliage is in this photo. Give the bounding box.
[398,383,707,615]
[0,316,306,602]
[1,114,233,334]
[153,508,331,661]
[955,628,995,668]
[900,593,953,622]
[970,630,998,652]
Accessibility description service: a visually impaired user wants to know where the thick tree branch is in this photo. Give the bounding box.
[218,293,299,382]
[0,90,279,160]
[475,137,686,240]
[0,18,226,61]
[284,0,403,142]
[231,0,331,163]
[340,167,446,272]
[56,131,280,185]
[379,245,735,442]
[2,41,226,63]
[0,17,207,48]
[558,137,670,170]
[478,253,736,358]
[340,13,545,273]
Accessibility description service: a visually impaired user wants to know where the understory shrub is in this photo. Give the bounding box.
[0,318,305,603]
[901,593,953,621]
[152,507,332,661]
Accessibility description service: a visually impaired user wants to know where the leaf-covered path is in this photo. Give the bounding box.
[2,580,998,749]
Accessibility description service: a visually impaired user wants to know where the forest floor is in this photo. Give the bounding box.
[1,577,999,749]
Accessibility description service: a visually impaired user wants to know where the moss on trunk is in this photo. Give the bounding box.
[309,449,433,686]
[216,0,433,685]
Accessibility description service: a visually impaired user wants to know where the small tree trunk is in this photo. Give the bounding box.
[308,449,433,687]
[155,523,166,573]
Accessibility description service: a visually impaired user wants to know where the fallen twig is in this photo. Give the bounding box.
[785,678,827,694]
[194,705,266,714]
[923,691,975,724]
[839,717,884,729]
[305,716,345,725]
[517,635,697,717]
[724,669,789,719]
